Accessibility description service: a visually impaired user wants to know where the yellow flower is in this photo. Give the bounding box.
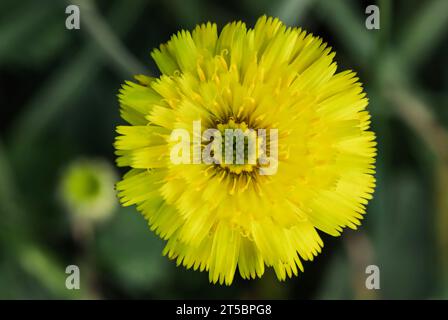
[115,16,376,285]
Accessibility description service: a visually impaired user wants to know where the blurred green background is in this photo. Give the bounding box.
[0,0,447,299]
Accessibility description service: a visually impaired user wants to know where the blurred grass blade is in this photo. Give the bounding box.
[0,139,27,232]
[317,0,374,66]
[387,87,448,161]
[0,138,85,298]
[399,0,448,68]
[164,0,203,27]
[436,162,448,292]
[19,245,84,299]
[274,0,315,25]
[77,0,146,75]
[0,2,51,61]
[10,49,99,158]
[378,0,391,47]
[9,0,147,157]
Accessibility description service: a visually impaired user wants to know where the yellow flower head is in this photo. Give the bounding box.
[115,16,376,285]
